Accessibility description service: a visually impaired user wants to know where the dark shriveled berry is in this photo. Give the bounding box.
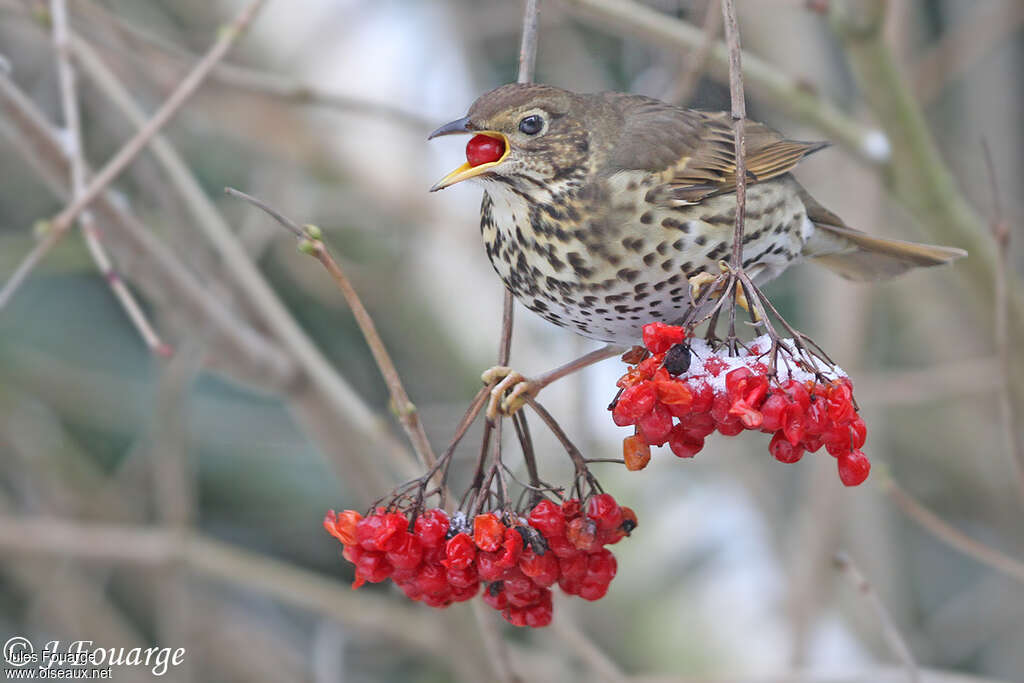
[663,343,692,376]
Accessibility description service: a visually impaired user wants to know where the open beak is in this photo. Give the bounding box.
[428,117,509,192]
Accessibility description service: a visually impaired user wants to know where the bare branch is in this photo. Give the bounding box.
[833,552,919,683]
[883,479,1024,585]
[720,0,746,271]
[0,0,267,309]
[561,0,882,162]
[49,0,171,357]
[226,188,438,471]
[662,0,721,106]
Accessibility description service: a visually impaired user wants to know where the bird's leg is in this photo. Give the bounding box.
[481,343,627,420]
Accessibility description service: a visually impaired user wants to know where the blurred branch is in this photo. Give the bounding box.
[49,0,170,357]
[829,0,1024,395]
[833,551,919,683]
[912,2,1024,105]
[883,479,1024,585]
[662,0,720,106]
[68,0,433,130]
[0,75,296,390]
[0,0,267,309]
[225,188,438,471]
[855,355,1000,406]
[981,141,1024,496]
[68,33,420,486]
[0,516,479,678]
[551,598,626,682]
[559,0,884,163]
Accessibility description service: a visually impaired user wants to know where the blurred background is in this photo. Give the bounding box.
[0,0,1022,681]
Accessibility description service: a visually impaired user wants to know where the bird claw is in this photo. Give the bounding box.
[481,366,538,420]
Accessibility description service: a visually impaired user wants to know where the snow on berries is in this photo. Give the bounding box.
[613,322,870,486]
[323,494,636,628]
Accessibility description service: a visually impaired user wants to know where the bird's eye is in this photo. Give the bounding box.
[518,114,544,135]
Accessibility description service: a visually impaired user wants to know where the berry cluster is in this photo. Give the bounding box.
[613,323,870,486]
[323,494,636,627]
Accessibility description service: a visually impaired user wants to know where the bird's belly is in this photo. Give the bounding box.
[480,179,810,345]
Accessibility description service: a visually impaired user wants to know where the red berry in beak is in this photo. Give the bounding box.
[466,134,505,167]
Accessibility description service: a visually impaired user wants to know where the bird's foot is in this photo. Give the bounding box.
[688,268,760,321]
[481,366,539,420]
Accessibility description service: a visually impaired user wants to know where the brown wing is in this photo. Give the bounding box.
[605,94,826,203]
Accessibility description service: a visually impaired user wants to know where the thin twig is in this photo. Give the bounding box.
[49,0,171,357]
[883,479,1024,585]
[224,188,438,470]
[561,0,882,162]
[833,552,919,683]
[662,0,721,106]
[0,0,266,310]
[71,0,434,130]
[980,140,1024,498]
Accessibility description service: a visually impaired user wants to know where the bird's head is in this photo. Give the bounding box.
[428,83,592,192]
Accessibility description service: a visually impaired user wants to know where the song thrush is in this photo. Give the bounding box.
[429,84,965,346]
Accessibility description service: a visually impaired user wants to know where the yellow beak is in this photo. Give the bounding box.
[428,117,509,191]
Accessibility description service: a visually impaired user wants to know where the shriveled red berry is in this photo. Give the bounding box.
[519,547,560,587]
[561,499,582,520]
[637,402,673,446]
[728,398,763,429]
[323,509,362,546]
[769,431,804,463]
[524,591,554,627]
[495,527,524,567]
[442,532,476,570]
[415,563,449,594]
[655,379,693,407]
[528,499,565,539]
[623,433,652,471]
[482,583,507,610]
[466,134,505,167]
[355,511,405,552]
[476,551,508,582]
[566,516,599,552]
[385,531,424,570]
[413,508,449,548]
[668,424,704,458]
[642,322,686,354]
[587,494,624,532]
[677,411,716,439]
[613,381,657,424]
[473,513,506,552]
[445,564,478,589]
[354,550,392,584]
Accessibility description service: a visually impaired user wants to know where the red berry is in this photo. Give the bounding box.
[677,411,716,439]
[566,517,599,552]
[769,431,804,463]
[519,547,560,587]
[442,532,476,570]
[496,527,524,567]
[587,494,624,532]
[465,134,505,167]
[451,583,480,602]
[413,508,449,548]
[504,607,528,627]
[506,582,543,608]
[728,398,763,429]
[561,499,582,520]
[717,416,745,436]
[524,591,554,627]
[355,511,406,552]
[642,322,686,354]
[445,565,478,589]
[623,433,652,471]
[760,393,787,432]
[668,424,704,458]
[415,563,449,594]
[613,382,657,424]
[385,531,424,570]
[689,381,715,413]
[476,550,508,582]
[473,513,506,552]
[838,449,871,486]
[637,402,673,446]
[323,509,362,546]
[482,583,507,611]
[528,500,565,539]
[354,550,392,584]
[655,379,693,408]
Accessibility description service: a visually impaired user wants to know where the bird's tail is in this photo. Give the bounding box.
[799,190,966,281]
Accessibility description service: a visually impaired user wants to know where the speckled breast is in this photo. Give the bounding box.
[479,174,812,345]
